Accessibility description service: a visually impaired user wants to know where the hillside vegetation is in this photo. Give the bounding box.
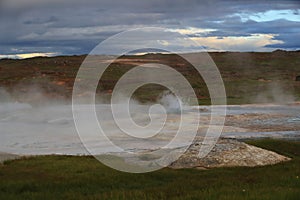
[0,51,299,104]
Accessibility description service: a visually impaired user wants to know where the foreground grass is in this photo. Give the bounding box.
[0,139,299,200]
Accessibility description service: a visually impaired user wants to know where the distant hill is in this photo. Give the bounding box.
[0,51,299,105]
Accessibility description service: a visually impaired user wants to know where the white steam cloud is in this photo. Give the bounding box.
[254,82,295,104]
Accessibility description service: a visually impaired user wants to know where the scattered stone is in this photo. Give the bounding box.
[169,139,290,169]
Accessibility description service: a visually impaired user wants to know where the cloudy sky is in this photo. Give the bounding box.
[0,0,299,58]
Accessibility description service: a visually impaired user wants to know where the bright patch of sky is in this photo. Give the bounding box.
[190,34,283,52]
[237,9,300,22]
[0,53,58,59]
[167,27,217,36]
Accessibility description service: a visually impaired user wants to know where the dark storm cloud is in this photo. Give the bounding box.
[0,0,299,56]
[23,16,59,25]
[266,32,300,48]
[203,19,299,36]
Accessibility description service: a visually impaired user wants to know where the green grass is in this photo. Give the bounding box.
[0,139,299,199]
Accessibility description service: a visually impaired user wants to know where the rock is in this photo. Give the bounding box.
[169,139,290,169]
[0,152,20,164]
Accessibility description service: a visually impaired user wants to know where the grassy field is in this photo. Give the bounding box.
[0,139,299,200]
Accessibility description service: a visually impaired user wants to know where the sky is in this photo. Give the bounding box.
[0,0,299,58]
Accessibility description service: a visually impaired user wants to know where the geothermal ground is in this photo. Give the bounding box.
[1,52,300,169]
[0,102,299,168]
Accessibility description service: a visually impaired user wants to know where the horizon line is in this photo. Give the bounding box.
[1,49,299,60]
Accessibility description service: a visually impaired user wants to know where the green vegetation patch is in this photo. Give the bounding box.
[0,139,299,199]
